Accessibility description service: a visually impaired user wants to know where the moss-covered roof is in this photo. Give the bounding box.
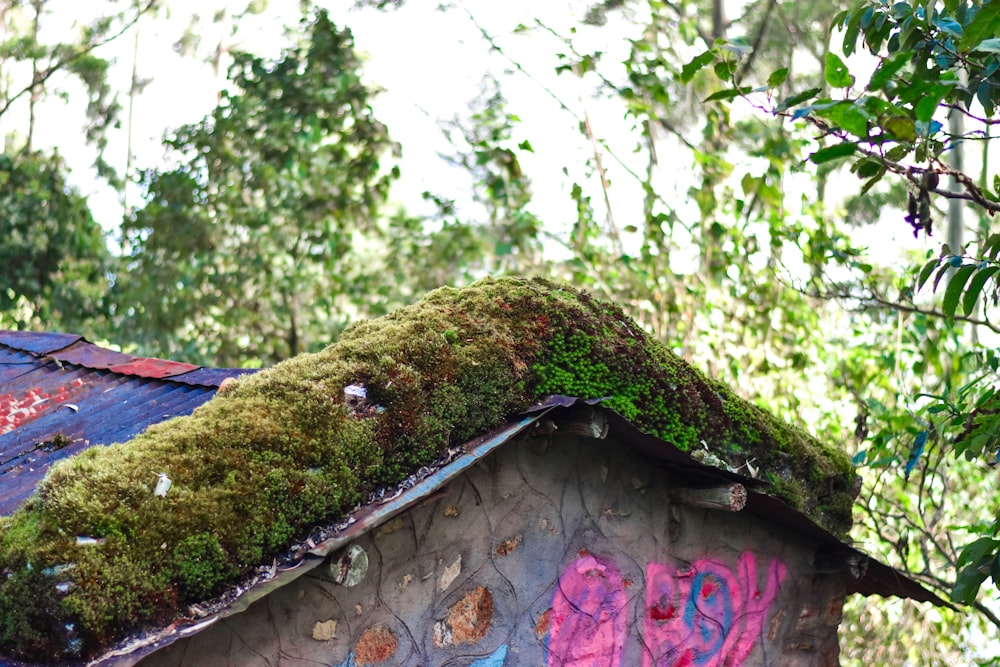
[0,276,856,661]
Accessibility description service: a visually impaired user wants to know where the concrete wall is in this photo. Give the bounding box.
[141,431,844,666]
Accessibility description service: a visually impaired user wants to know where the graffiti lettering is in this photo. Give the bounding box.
[644,553,786,667]
[545,551,786,667]
[547,552,628,666]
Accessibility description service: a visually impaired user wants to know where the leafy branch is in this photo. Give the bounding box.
[0,0,159,121]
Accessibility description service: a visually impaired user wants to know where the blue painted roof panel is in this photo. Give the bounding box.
[0,331,256,516]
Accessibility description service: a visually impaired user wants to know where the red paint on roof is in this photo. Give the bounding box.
[0,331,258,515]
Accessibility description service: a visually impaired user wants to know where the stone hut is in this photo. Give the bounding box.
[0,278,944,666]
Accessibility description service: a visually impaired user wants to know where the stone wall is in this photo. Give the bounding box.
[141,431,844,666]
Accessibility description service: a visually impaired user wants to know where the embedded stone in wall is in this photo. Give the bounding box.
[434,586,494,648]
[496,534,522,556]
[330,544,368,587]
[312,619,338,641]
[354,625,397,665]
[439,554,462,592]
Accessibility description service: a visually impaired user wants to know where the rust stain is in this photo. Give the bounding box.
[354,625,398,665]
[535,608,551,640]
[495,533,522,556]
[0,378,87,435]
[768,609,785,641]
[434,586,494,647]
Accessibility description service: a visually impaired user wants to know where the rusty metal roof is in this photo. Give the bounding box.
[0,331,256,516]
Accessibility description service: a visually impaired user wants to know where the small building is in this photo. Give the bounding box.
[0,281,945,666]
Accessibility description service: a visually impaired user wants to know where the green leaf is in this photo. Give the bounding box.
[809,142,857,164]
[981,233,1000,260]
[775,87,822,112]
[767,67,789,88]
[843,4,866,57]
[854,158,883,178]
[882,115,917,142]
[972,37,1000,54]
[917,257,940,291]
[963,265,1000,315]
[957,537,1000,569]
[942,264,978,319]
[932,262,953,293]
[682,50,716,83]
[703,87,749,102]
[952,558,991,604]
[869,52,911,91]
[960,1,1000,51]
[517,140,534,153]
[713,60,737,80]
[885,145,910,161]
[914,84,956,122]
[815,101,871,137]
[825,53,855,88]
[859,171,884,196]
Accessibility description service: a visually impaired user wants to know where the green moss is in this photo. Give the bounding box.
[0,276,856,660]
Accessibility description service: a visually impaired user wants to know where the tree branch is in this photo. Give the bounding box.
[735,0,778,84]
[0,0,159,121]
[461,4,693,234]
[812,286,1000,334]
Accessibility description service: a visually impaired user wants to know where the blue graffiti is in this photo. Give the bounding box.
[684,571,732,664]
[469,643,508,667]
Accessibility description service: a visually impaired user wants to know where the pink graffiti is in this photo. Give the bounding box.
[643,553,787,667]
[0,378,86,435]
[547,551,628,666]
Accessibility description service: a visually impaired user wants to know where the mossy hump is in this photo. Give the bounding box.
[0,276,855,660]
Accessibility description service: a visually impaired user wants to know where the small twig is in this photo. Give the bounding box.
[941,104,1000,126]
[810,286,1000,334]
[461,4,692,234]
[0,0,158,120]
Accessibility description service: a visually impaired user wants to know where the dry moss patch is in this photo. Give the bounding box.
[0,277,855,660]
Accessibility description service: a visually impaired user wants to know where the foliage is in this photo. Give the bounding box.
[117,9,397,366]
[0,0,157,182]
[376,79,545,303]
[0,150,110,332]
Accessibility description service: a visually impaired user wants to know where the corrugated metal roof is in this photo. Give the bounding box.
[0,331,257,516]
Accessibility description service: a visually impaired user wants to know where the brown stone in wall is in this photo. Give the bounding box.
[496,533,522,556]
[433,586,494,647]
[353,625,397,666]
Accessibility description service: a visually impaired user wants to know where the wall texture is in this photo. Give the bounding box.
[140,431,845,667]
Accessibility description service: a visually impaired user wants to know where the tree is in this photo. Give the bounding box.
[676,0,1000,619]
[0,150,110,333]
[118,8,397,366]
[0,0,158,182]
